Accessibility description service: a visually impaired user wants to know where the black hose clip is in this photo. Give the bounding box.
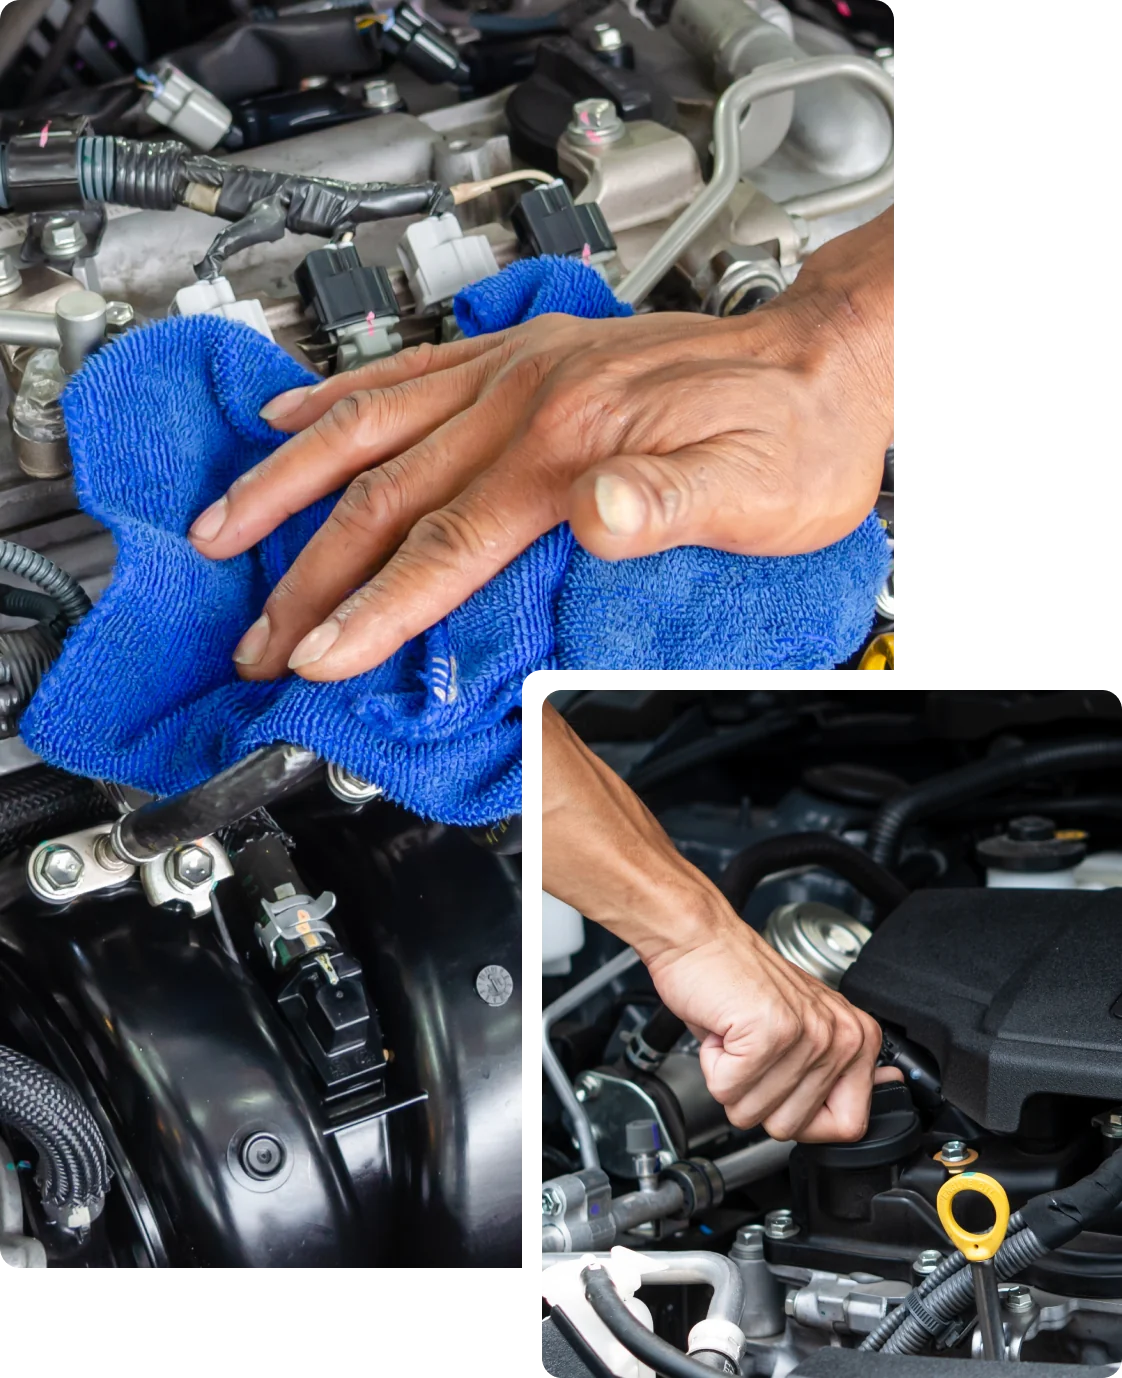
[5,115,88,213]
[662,1157,724,1217]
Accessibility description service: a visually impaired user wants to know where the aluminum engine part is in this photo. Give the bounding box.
[0,1131,47,1268]
[764,901,871,988]
[783,1270,908,1336]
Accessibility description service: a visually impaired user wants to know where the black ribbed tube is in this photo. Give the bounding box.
[581,1266,732,1377]
[0,764,116,856]
[866,739,1122,871]
[0,1045,111,1209]
[0,541,91,627]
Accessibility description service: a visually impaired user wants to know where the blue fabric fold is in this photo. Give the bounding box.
[22,257,889,824]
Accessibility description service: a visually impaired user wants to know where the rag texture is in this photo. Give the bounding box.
[23,258,889,824]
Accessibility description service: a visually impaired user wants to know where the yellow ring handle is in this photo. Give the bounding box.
[936,1172,1011,1261]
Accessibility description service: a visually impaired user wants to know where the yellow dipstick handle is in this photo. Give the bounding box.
[936,1172,1011,1261]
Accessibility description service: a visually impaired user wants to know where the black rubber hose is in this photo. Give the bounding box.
[0,1044,111,1210]
[718,831,910,918]
[581,1265,733,1377]
[625,708,799,794]
[866,739,1122,871]
[0,582,65,631]
[114,743,321,862]
[629,831,911,1066]
[0,764,117,856]
[0,541,91,628]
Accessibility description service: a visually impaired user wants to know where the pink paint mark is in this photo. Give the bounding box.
[366,310,377,335]
[581,242,592,266]
[39,122,51,148]
[836,0,852,15]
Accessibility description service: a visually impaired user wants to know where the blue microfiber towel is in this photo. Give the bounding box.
[22,257,889,824]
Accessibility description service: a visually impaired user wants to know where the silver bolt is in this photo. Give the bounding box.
[40,845,84,892]
[940,1139,970,1164]
[589,22,625,54]
[41,216,87,261]
[1094,1109,1122,1140]
[0,252,22,296]
[567,97,624,145]
[576,1072,602,1100]
[734,1224,766,1257]
[363,79,401,112]
[1003,1285,1033,1313]
[104,301,136,332]
[914,1249,943,1277]
[542,1187,562,1217]
[169,843,215,889]
[764,1208,799,1241]
[92,833,130,873]
[326,761,385,804]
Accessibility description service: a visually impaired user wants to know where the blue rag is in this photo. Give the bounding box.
[22,257,889,824]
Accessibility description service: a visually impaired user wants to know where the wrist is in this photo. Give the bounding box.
[608,873,744,972]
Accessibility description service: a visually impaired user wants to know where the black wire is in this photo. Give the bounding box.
[625,709,800,793]
[581,1266,733,1378]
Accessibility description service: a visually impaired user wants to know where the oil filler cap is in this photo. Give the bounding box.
[796,1082,921,1169]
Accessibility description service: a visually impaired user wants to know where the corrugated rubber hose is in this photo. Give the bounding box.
[0,1045,112,1212]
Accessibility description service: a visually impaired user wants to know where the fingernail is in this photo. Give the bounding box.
[190,496,228,543]
[259,386,309,421]
[288,620,341,670]
[594,474,646,537]
[233,614,270,666]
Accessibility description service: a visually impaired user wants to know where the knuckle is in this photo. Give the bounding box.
[725,1103,757,1131]
[763,1109,799,1141]
[332,466,407,538]
[772,1008,802,1052]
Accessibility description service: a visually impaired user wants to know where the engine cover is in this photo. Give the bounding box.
[841,888,1122,1132]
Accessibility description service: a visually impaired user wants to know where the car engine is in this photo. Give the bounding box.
[541,690,1122,1374]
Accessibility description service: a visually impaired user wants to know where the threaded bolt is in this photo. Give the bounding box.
[41,217,87,260]
[914,1249,943,1276]
[940,1139,970,1165]
[1003,1284,1033,1313]
[567,97,624,144]
[169,843,214,889]
[764,1208,799,1241]
[40,845,84,891]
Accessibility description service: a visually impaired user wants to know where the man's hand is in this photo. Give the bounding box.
[542,704,899,1144]
[189,209,892,682]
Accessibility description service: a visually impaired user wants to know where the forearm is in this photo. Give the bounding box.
[542,704,738,965]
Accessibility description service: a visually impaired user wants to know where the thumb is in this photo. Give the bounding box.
[567,445,793,560]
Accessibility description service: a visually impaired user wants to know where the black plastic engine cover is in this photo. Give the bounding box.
[840,888,1122,1132]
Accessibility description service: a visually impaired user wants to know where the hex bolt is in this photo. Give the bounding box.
[40,216,88,261]
[914,1249,944,1277]
[940,1139,970,1165]
[764,1208,799,1241]
[576,1071,602,1101]
[104,301,136,332]
[40,845,84,892]
[1003,1285,1033,1313]
[567,97,624,145]
[734,1224,767,1257]
[326,761,385,804]
[1093,1108,1122,1140]
[240,1131,285,1180]
[589,22,625,54]
[363,78,401,112]
[0,252,22,297]
[169,843,215,889]
[542,1187,562,1217]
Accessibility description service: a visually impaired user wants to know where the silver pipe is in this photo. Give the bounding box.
[617,54,894,306]
[543,945,643,1169]
[713,1136,795,1191]
[56,291,107,375]
[609,1179,686,1234]
[0,309,61,350]
[542,1249,746,1328]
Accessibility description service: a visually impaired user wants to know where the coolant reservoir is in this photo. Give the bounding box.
[543,892,584,976]
[979,816,1086,890]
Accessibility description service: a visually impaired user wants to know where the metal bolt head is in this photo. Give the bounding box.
[0,252,22,297]
[363,78,401,111]
[576,1071,602,1100]
[104,301,136,332]
[542,1187,562,1217]
[940,1139,970,1164]
[914,1249,943,1276]
[240,1131,284,1180]
[567,97,624,145]
[41,216,87,260]
[589,23,624,54]
[1003,1284,1033,1312]
[734,1224,766,1256]
[764,1208,799,1240]
[1093,1108,1122,1139]
[326,761,385,803]
[40,845,84,891]
[169,843,215,889]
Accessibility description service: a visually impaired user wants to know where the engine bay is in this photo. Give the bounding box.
[542,690,1122,1374]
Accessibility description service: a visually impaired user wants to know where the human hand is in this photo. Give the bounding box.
[190,209,892,682]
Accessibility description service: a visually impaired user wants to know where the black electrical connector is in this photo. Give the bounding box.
[511,181,614,260]
[294,242,397,333]
[379,4,471,87]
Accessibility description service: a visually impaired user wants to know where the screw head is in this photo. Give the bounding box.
[589,23,624,54]
[363,78,401,111]
[914,1249,944,1276]
[41,846,84,891]
[170,843,214,889]
[1003,1284,1033,1312]
[764,1208,799,1240]
[41,217,87,260]
[940,1139,970,1164]
[104,301,136,331]
[240,1131,285,1180]
[734,1224,766,1256]
[542,1187,562,1217]
[568,97,624,144]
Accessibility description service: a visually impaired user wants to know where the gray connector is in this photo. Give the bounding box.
[397,214,499,315]
[143,63,232,151]
[172,277,274,341]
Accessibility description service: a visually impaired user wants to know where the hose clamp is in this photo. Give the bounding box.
[903,1287,946,1337]
[687,1317,747,1369]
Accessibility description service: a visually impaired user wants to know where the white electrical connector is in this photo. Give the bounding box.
[172,277,274,341]
[141,63,232,152]
[397,214,499,315]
